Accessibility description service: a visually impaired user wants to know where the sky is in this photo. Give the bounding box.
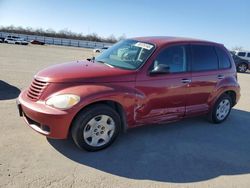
[0,0,249,49]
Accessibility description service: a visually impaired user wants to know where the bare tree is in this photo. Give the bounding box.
[0,25,118,43]
[118,33,126,41]
[231,46,244,51]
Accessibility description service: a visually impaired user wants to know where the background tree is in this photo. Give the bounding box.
[231,46,244,51]
[0,25,119,43]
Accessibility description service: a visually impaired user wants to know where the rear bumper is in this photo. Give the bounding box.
[17,90,75,139]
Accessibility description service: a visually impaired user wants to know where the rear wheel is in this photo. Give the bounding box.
[71,104,121,151]
[209,94,232,124]
[237,63,248,73]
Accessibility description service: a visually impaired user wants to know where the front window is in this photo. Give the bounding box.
[150,45,188,73]
[95,39,155,70]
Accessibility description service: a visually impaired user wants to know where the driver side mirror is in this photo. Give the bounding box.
[149,64,170,75]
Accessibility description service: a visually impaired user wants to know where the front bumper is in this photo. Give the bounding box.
[17,90,75,139]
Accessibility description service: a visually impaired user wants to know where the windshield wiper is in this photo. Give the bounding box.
[96,60,106,64]
[96,60,114,68]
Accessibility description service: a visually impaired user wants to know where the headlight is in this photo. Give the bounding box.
[46,94,80,109]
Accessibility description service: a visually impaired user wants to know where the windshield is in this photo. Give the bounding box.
[95,39,155,70]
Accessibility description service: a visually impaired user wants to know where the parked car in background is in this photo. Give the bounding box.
[231,52,250,73]
[234,50,250,62]
[17,37,240,151]
[93,46,110,53]
[15,38,29,45]
[4,36,28,45]
[30,40,45,45]
[0,37,5,43]
[4,38,16,44]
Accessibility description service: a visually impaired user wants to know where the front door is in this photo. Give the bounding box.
[135,44,191,124]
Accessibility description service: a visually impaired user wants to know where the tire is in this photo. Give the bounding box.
[209,94,232,124]
[237,63,248,73]
[71,104,121,151]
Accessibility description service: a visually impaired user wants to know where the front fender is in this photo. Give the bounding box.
[42,82,137,127]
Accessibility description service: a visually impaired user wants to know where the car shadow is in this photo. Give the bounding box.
[237,70,250,74]
[48,109,250,183]
[0,80,20,100]
[240,71,250,74]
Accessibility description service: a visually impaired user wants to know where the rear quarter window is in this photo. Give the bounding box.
[215,47,231,69]
[191,45,218,71]
[247,53,250,57]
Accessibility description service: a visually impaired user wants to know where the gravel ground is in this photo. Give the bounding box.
[0,43,250,188]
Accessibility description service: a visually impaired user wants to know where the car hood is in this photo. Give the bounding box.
[35,60,136,83]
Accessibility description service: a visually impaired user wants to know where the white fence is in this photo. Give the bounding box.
[0,32,113,48]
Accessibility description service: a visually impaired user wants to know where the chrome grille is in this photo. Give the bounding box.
[27,79,48,100]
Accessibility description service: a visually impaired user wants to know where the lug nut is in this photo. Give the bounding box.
[101,131,104,134]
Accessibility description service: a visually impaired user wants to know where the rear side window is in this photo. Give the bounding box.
[191,45,218,71]
[238,52,246,57]
[215,47,231,69]
[247,53,250,57]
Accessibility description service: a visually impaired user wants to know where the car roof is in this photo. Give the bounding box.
[132,36,223,47]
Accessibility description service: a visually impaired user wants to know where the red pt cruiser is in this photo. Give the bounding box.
[17,37,240,151]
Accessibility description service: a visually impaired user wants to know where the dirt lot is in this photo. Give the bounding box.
[0,43,250,188]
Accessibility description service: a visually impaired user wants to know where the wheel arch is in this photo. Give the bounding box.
[224,90,237,106]
[210,89,238,110]
[69,100,128,137]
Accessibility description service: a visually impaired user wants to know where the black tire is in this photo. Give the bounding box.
[71,104,121,151]
[237,63,248,73]
[209,94,232,124]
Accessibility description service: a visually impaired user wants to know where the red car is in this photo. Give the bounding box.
[17,37,240,151]
[30,40,45,45]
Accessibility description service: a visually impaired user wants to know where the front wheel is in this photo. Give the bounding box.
[237,63,248,73]
[209,94,232,124]
[71,104,121,151]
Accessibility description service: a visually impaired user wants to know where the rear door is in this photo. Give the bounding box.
[186,44,221,116]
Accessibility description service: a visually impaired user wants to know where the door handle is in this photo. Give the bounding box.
[181,78,192,83]
[217,75,224,79]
